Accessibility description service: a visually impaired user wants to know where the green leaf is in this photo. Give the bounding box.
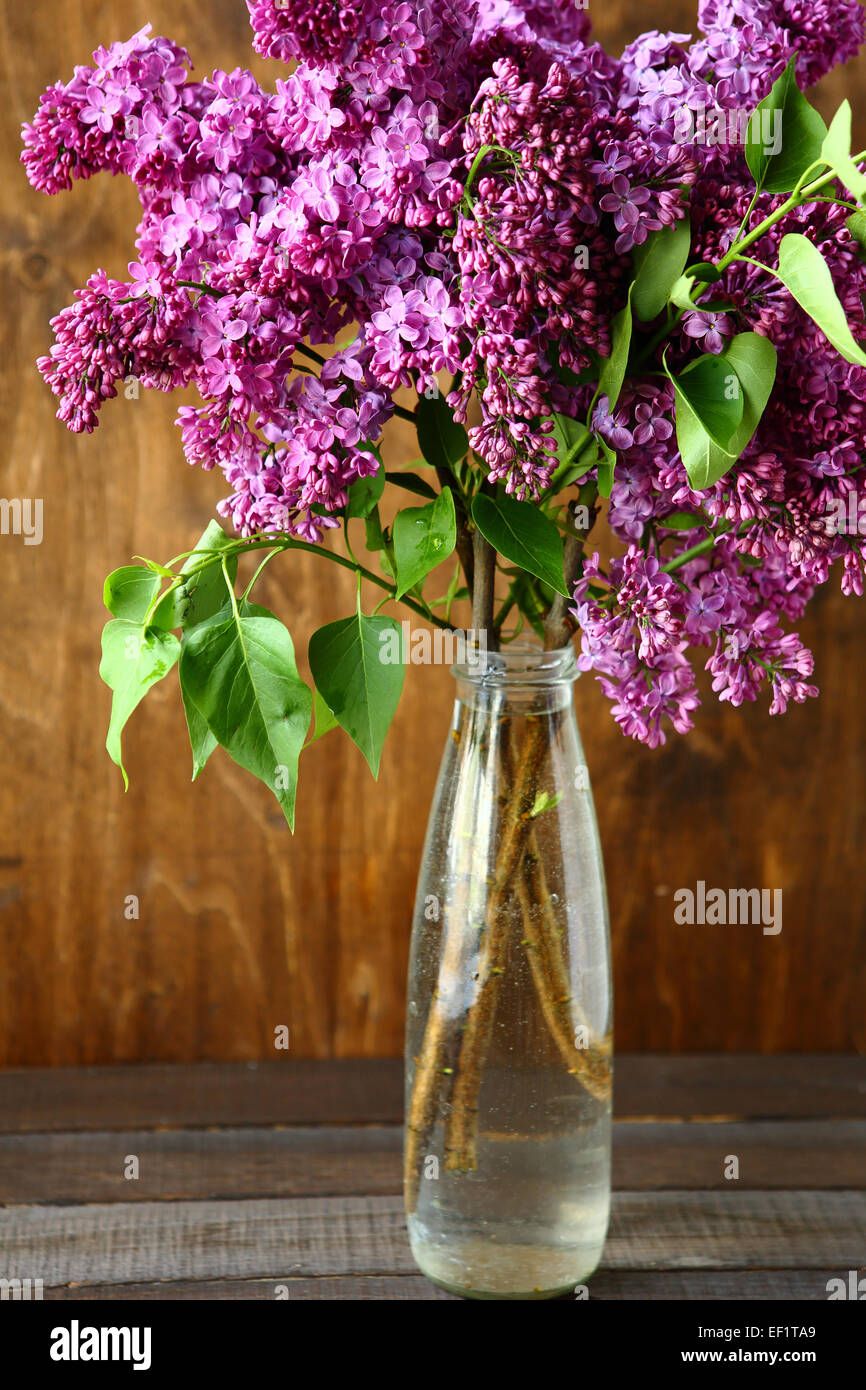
[677,354,744,448]
[820,101,866,206]
[154,520,239,629]
[631,217,691,322]
[137,558,176,579]
[103,566,164,624]
[745,59,827,195]
[304,687,340,749]
[672,384,737,491]
[551,413,590,459]
[722,332,778,456]
[471,494,568,597]
[773,233,866,367]
[847,211,866,258]
[415,393,468,473]
[364,506,395,578]
[596,285,633,413]
[384,471,438,500]
[686,263,722,284]
[669,333,777,491]
[393,488,456,599]
[549,413,592,488]
[595,436,617,499]
[100,621,181,788]
[308,613,405,777]
[529,789,563,818]
[669,274,701,312]
[346,457,385,519]
[662,510,705,529]
[179,601,312,830]
[180,671,217,780]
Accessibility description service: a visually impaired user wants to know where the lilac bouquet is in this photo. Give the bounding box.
[22,0,866,825]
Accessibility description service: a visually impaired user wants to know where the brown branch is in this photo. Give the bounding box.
[472,524,499,654]
[544,495,598,650]
[435,465,475,598]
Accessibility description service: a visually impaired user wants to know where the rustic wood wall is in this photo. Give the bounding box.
[1,0,864,1065]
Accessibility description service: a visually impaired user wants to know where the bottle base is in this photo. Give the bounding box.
[409,1228,604,1301]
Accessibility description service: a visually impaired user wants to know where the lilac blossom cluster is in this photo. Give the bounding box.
[21,0,866,745]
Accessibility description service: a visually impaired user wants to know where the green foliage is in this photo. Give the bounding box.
[179,599,312,830]
[393,488,457,598]
[471,494,568,596]
[415,392,468,472]
[772,233,866,367]
[308,610,405,777]
[595,285,633,414]
[820,101,866,206]
[745,60,827,194]
[631,217,691,322]
[669,333,777,490]
[100,621,180,788]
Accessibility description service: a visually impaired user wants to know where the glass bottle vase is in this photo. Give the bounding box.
[404,641,612,1300]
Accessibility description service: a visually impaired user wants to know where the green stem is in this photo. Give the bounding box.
[716,152,866,274]
[177,279,226,297]
[221,555,241,624]
[660,521,754,573]
[242,549,279,602]
[463,144,493,197]
[159,536,459,631]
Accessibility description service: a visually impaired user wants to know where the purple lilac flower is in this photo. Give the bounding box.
[21,1,866,746]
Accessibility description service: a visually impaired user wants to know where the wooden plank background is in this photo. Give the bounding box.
[0,0,864,1065]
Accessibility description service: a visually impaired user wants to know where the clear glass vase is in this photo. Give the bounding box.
[404,640,612,1300]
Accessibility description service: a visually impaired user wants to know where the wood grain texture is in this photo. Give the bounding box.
[1,1118,864,1204]
[1,1190,864,1285]
[1,1,866,1064]
[2,1055,864,1133]
[39,1269,845,1300]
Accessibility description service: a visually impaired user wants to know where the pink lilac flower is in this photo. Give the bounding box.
[21,1,866,745]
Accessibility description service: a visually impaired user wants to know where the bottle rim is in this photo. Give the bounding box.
[451,635,579,686]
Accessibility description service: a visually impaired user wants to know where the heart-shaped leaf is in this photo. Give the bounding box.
[821,100,866,205]
[179,601,312,829]
[308,612,405,777]
[677,354,744,448]
[672,387,738,491]
[103,567,164,624]
[471,494,568,596]
[745,59,827,194]
[100,621,181,787]
[393,488,456,598]
[773,233,866,367]
[631,217,691,322]
[722,332,778,456]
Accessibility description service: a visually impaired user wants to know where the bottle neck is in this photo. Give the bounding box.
[452,641,579,718]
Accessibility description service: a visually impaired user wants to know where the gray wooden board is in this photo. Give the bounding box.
[1,1056,865,1134]
[0,1191,863,1286]
[0,1060,405,1134]
[0,1121,864,1204]
[40,1269,850,1301]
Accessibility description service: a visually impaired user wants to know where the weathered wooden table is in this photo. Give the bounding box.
[0,1056,863,1300]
